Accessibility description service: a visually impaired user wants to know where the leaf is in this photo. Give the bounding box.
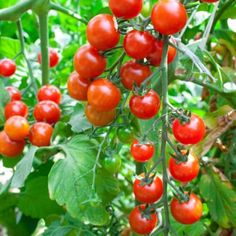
[0,37,20,58]
[0,193,18,212]
[52,121,73,141]
[0,81,10,125]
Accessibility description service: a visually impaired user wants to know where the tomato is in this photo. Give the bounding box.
[147,39,177,66]
[169,151,200,182]
[29,122,53,147]
[0,59,16,77]
[133,175,163,203]
[38,48,60,68]
[201,0,218,2]
[117,126,135,143]
[123,30,155,59]
[34,100,61,124]
[0,131,25,157]
[87,14,120,51]
[87,79,121,112]
[85,104,116,127]
[37,85,61,104]
[151,0,187,35]
[131,139,155,162]
[102,154,122,174]
[6,86,21,101]
[120,60,151,90]
[129,205,158,235]
[74,45,106,80]
[5,101,28,120]
[109,0,142,19]
[172,114,206,145]
[171,193,203,224]
[129,90,161,119]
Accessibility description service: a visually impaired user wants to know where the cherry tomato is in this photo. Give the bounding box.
[0,131,25,158]
[38,48,60,68]
[129,90,161,119]
[5,101,28,120]
[0,59,16,77]
[29,122,53,147]
[6,86,21,101]
[85,104,116,127]
[117,126,135,143]
[171,193,203,224]
[172,114,206,145]
[34,100,61,124]
[87,79,121,112]
[151,0,187,35]
[124,30,155,59]
[102,154,122,174]
[74,44,106,80]
[129,205,158,235]
[37,85,61,104]
[109,0,143,19]
[201,0,218,2]
[120,60,151,90]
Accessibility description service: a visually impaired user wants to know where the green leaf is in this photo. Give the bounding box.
[0,37,20,59]
[0,193,18,212]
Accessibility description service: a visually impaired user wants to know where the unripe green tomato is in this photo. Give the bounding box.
[102,155,122,174]
[117,127,135,144]
[141,1,151,17]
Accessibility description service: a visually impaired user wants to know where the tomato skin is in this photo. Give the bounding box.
[74,45,106,80]
[201,0,218,2]
[124,30,155,59]
[172,114,206,145]
[120,60,151,90]
[38,48,60,68]
[0,59,16,77]
[129,205,158,235]
[109,0,143,19]
[6,86,21,101]
[5,101,28,120]
[87,79,121,112]
[102,154,122,174]
[151,0,187,35]
[171,193,203,224]
[0,131,25,158]
[37,85,61,104]
[117,126,135,143]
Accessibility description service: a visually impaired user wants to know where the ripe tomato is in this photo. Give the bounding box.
[87,14,120,51]
[151,0,187,35]
[124,30,155,59]
[5,101,28,120]
[6,86,21,101]
[0,131,25,157]
[172,114,206,145]
[171,193,203,224]
[129,90,161,119]
[29,122,53,147]
[102,154,122,174]
[109,0,143,19]
[34,100,61,124]
[117,126,135,143]
[37,85,61,104]
[129,205,158,235]
[131,139,155,162]
[87,79,121,112]
[0,59,16,77]
[133,175,163,203]
[85,104,116,127]
[201,0,218,2]
[74,44,106,80]
[120,60,151,90]
[38,48,60,68]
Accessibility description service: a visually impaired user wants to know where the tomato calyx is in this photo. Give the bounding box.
[170,108,191,125]
[138,204,156,220]
[170,147,189,163]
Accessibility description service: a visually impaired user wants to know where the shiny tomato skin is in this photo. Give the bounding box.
[29,122,53,147]
[120,60,151,90]
[129,205,158,235]
[109,0,143,19]
[151,0,187,35]
[0,131,25,158]
[0,59,16,77]
[5,101,28,120]
[124,30,155,59]
[6,86,22,101]
[87,79,121,112]
[171,193,203,224]
[37,85,61,104]
[117,126,135,144]
[34,100,61,124]
[87,14,120,51]
[38,48,60,68]
[74,44,106,80]
[172,114,206,145]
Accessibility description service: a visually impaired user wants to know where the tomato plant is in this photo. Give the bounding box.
[6,86,22,101]
[102,154,121,174]
[38,48,60,68]
[0,59,16,77]
[5,101,28,119]
[37,85,61,104]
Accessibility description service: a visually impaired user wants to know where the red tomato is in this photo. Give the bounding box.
[202,0,218,2]
[151,0,187,35]
[0,131,25,157]
[5,101,28,120]
[37,85,61,104]
[74,44,106,80]
[6,86,21,101]
[87,14,120,51]
[29,122,53,147]
[38,48,60,68]
[120,60,151,90]
[129,90,161,119]
[87,79,121,112]
[172,114,206,145]
[129,205,158,235]
[109,0,143,19]
[34,100,61,124]
[0,59,16,77]
[124,30,155,59]
[171,193,203,224]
